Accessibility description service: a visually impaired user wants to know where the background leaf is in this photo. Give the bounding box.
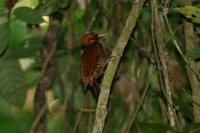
[14,7,44,24]
[36,0,59,16]
[10,20,28,46]
[0,6,9,25]
[0,59,27,107]
[0,22,11,55]
[0,98,34,133]
[183,123,200,133]
[7,36,42,59]
[175,6,200,24]
[0,0,200,132]
[189,47,200,60]
[0,0,5,6]
[173,98,193,120]
[36,0,70,15]
[137,122,173,133]
[0,6,9,16]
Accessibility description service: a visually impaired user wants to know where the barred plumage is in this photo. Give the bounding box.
[81,33,107,91]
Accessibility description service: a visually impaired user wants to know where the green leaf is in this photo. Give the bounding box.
[0,59,27,107]
[0,0,5,6]
[183,123,200,133]
[7,36,42,59]
[57,0,70,9]
[175,6,200,24]
[137,122,173,133]
[47,114,63,133]
[14,7,44,24]
[0,102,34,133]
[10,20,28,45]
[36,0,58,16]
[173,98,193,120]
[0,6,9,16]
[0,6,9,25]
[36,0,70,15]
[0,22,11,55]
[189,47,200,60]
[74,7,84,20]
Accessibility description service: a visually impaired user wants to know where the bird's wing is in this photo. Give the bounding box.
[81,43,103,86]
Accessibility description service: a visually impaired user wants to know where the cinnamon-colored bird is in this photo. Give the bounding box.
[81,32,108,93]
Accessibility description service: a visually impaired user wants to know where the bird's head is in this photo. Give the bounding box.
[81,32,107,47]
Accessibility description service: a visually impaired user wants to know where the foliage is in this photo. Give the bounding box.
[0,0,200,132]
[136,122,174,133]
[190,47,200,60]
[0,22,11,55]
[14,7,44,24]
[0,98,34,133]
[0,59,27,107]
[175,6,200,24]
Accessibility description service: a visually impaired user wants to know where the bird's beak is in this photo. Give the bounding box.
[98,33,107,38]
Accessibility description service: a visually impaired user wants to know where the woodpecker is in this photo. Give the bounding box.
[81,32,107,93]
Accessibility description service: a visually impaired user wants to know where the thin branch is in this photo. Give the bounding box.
[62,4,74,132]
[192,100,200,108]
[182,2,200,122]
[97,0,122,29]
[41,44,57,75]
[150,2,169,125]
[162,7,200,80]
[92,1,146,133]
[30,104,47,133]
[175,0,200,122]
[98,1,153,63]
[86,10,100,33]
[33,12,63,133]
[130,37,154,63]
[196,27,200,35]
[151,0,166,99]
[122,65,154,133]
[73,111,82,133]
[184,21,200,122]
[76,107,96,112]
[151,0,177,129]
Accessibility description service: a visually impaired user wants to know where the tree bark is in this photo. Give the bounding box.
[181,0,200,123]
[184,20,200,122]
[33,12,63,133]
[151,0,177,128]
[92,0,146,133]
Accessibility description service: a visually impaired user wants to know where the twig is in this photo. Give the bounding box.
[151,0,177,129]
[98,1,153,63]
[62,3,75,132]
[41,44,57,75]
[162,7,200,80]
[73,111,82,133]
[33,12,63,133]
[130,37,154,63]
[97,0,122,29]
[192,100,200,108]
[86,10,100,33]
[151,0,166,99]
[123,65,154,133]
[182,1,200,122]
[164,0,170,7]
[175,0,200,122]
[30,104,47,133]
[92,1,146,133]
[76,107,96,112]
[184,22,200,122]
[196,27,200,35]
[150,2,169,124]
